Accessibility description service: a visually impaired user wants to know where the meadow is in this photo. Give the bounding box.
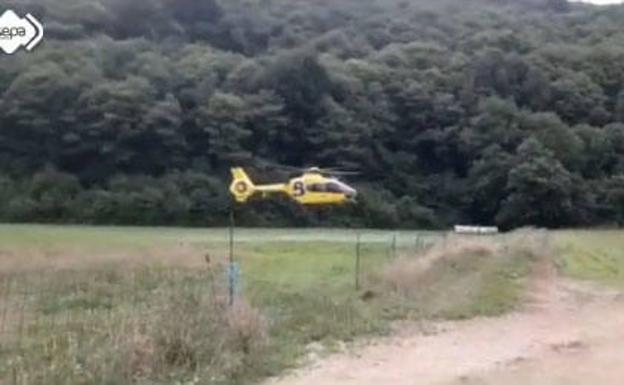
[556,230,624,286]
[0,225,620,385]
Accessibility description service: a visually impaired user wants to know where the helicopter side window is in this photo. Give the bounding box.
[325,183,344,194]
[308,182,349,194]
[308,184,326,193]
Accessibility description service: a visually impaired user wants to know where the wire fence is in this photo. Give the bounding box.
[349,231,446,289]
[0,229,452,383]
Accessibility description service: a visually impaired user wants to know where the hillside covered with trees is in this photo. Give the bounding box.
[1,0,624,229]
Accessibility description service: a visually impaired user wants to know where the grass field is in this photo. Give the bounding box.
[556,230,624,286]
[0,225,611,385]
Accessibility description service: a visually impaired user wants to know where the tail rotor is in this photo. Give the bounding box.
[229,168,256,203]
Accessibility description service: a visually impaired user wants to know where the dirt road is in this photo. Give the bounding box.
[267,276,624,385]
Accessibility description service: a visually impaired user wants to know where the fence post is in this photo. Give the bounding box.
[0,276,11,336]
[228,207,235,306]
[414,234,421,253]
[355,233,361,291]
[391,234,397,259]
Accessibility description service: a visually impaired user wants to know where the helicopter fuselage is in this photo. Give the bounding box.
[230,168,357,205]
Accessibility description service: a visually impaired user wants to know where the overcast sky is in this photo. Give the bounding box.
[570,0,623,4]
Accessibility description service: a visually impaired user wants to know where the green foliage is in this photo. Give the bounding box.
[497,138,578,228]
[2,0,624,228]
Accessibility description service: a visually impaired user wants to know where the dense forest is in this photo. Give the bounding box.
[1,0,624,229]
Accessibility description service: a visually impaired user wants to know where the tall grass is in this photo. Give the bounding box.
[556,230,624,286]
[1,267,269,385]
[0,226,553,384]
[375,229,550,319]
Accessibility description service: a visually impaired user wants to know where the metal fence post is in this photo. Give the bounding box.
[355,233,361,291]
[391,234,397,259]
[228,207,235,306]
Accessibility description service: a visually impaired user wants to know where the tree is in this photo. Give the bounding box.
[466,97,522,153]
[1,0,624,228]
[138,94,187,174]
[603,176,624,225]
[616,90,624,123]
[467,144,513,224]
[75,76,158,179]
[497,137,576,228]
[196,92,251,167]
[243,91,289,161]
[25,168,82,222]
[166,0,222,26]
[264,51,332,125]
[105,0,171,39]
[549,73,607,125]
[520,112,584,170]
[574,124,615,178]
[308,97,368,169]
[546,0,570,13]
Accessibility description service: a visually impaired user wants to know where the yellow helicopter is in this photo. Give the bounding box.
[229,166,358,205]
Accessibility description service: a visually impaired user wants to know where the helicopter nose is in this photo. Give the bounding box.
[345,189,357,201]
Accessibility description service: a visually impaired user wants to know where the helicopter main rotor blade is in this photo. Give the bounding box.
[311,167,361,176]
[234,160,360,177]
[323,171,361,176]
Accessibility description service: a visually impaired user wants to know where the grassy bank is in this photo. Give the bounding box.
[556,230,624,287]
[0,225,545,385]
